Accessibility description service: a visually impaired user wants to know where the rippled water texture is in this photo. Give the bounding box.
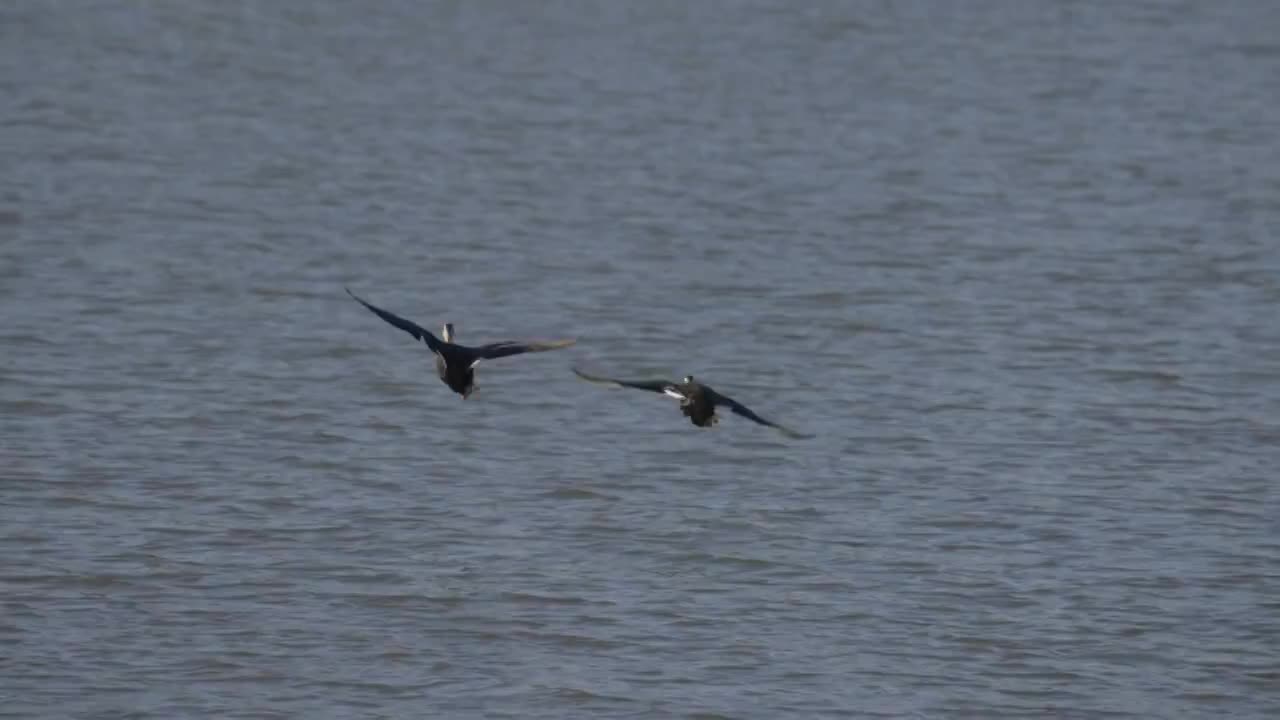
[3,1,1279,717]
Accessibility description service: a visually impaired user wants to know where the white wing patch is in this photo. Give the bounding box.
[663,388,686,401]
[469,358,483,369]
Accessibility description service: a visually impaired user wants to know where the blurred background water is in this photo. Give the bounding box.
[2,1,1278,717]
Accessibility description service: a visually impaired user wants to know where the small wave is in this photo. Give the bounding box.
[499,591,593,606]
[513,630,623,650]
[1092,367,1183,384]
[542,486,614,500]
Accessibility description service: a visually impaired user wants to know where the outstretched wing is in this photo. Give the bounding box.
[345,287,444,352]
[472,338,577,361]
[571,367,672,394]
[711,390,812,439]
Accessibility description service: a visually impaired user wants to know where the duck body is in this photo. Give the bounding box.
[668,379,718,427]
[572,368,810,438]
[433,344,477,398]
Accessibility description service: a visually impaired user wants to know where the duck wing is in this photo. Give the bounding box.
[346,287,445,352]
[571,367,673,394]
[709,389,812,439]
[471,338,577,361]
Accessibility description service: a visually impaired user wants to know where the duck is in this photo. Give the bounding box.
[571,368,811,438]
[346,287,575,399]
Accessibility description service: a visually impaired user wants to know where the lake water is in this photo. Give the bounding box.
[2,1,1278,717]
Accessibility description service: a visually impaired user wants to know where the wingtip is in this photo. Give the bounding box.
[522,338,576,352]
[344,286,372,307]
[570,366,604,384]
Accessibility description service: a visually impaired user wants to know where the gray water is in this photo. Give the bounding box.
[3,1,1279,717]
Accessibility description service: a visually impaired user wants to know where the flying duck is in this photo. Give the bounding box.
[346,287,575,399]
[571,368,811,438]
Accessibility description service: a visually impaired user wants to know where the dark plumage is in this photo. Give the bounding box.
[572,368,811,439]
[346,287,575,398]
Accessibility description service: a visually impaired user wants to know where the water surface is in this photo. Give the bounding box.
[2,1,1278,717]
